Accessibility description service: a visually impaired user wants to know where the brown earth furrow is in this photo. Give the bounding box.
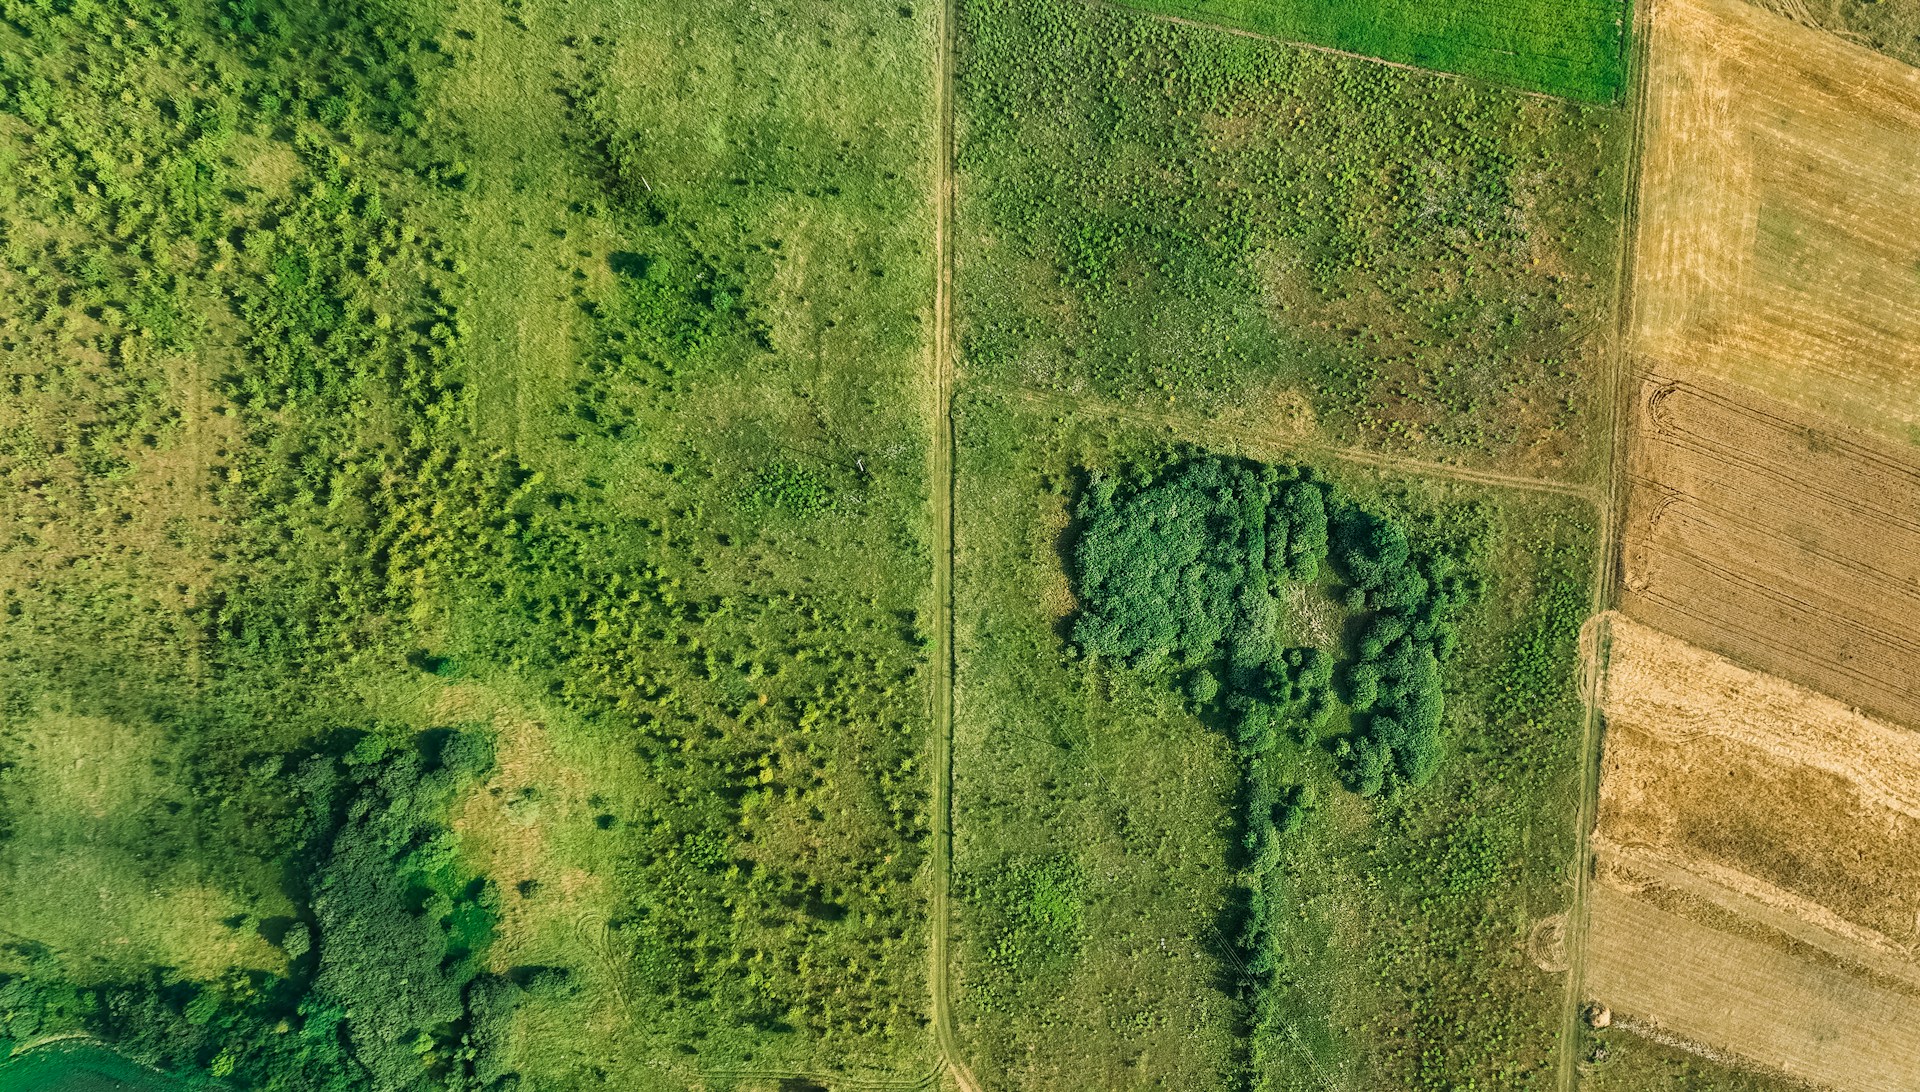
[1620,372,1920,727]
[1635,376,1920,534]
[1642,493,1920,608]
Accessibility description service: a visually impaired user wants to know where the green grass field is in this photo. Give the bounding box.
[0,1041,181,1092]
[0,0,936,1085]
[1,0,1652,1088]
[957,0,1627,479]
[951,391,1597,1089]
[1115,0,1630,101]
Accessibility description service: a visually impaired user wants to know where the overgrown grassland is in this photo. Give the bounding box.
[0,0,936,1087]
[1116,0,1629,101]
[957,0,1626,477]
[951,392,1596,1090]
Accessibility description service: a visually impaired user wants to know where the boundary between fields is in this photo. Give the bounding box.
[982,382,1598,501]
[1554,0,1656,1086]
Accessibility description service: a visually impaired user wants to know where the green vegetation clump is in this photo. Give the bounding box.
[0,729,518,1092]
[966,856,1088,1010]
[1115,0,1629,101]
[1329,507,1477,794]
[1070,454,1474,795]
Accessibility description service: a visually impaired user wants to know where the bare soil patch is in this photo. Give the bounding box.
[1631,0,1920,446]
[1620,375,1920,728]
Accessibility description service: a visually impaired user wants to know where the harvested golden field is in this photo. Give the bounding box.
[1620,375,1920,727]
[1631,0,1920,445]
[1598,615,1920,956]
[1585,883,1920,1092]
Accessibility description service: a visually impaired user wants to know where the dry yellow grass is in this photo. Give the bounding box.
[438,684,611,972]
[1599,615,1920,953]
[1620,374,1920,727]
[1631,0,1920,446]
[1586,882,1920,1092]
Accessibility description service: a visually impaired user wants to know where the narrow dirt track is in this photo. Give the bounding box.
[987,382,1597,501]
[928,0,981,1087]
[1554,0,1659,1087]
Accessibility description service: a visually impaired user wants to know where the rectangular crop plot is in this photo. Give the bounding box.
[1586,883,1920,1092]
[1621,374,1920,729]
[1110,0,1628,101]
[1632,0,1920,447]
[1597,616,1920,958]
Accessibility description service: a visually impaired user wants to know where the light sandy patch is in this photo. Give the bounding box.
[1631,0,1920,445]
[1036,491,1076,621]
[441,687,608,972]
[1594,834,1920,993]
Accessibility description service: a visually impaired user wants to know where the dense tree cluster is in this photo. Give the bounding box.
[1068,454,1483,1007]
[0,729,531,1091]
[1327,509,1473,795]
[1070,454,1469,796]
[1071,456,1329,699]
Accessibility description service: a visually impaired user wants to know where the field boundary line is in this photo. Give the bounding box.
[980,381,1598,501]
[701,1068,941,1091]
[1081,0,1595,107]
[929,0,981,1087]
[1555,0,1657,1086]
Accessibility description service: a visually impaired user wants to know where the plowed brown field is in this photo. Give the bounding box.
[1586,883,1920,1092]
[1620,375,1920,728]
[1632,0,1920,446]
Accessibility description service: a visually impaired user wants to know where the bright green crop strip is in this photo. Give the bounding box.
[1115,0,1629,102]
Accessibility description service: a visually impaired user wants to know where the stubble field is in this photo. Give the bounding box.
[1584,884,1920,1092]
[1630,0,1920,447]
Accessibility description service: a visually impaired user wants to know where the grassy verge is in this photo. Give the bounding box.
[1577,1027,1811,1092]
